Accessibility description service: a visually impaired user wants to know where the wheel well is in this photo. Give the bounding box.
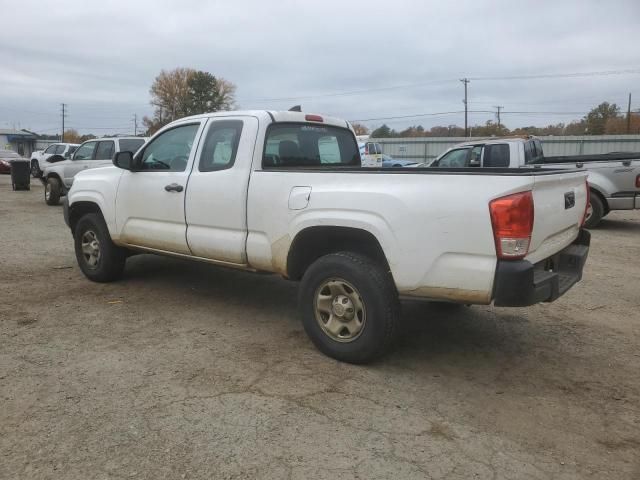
[590,187,609,214]
[68,202,103,233]
[286,226,390,280]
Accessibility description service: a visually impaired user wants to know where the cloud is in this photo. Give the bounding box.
[1,0,638,134]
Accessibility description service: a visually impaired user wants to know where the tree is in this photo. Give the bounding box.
[351,123,369,135]
[216,77,237,110]
[585,102,620,135]
[143,68,238,135]
[62,129,82,143]
[185,71,220,115]
[370,124,391,138]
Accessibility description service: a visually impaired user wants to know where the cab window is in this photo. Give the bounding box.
[435,148,469,167]
[44,145,57,154]
[140,123,199,172]
[95,140,115,160]
[483,144,510,167]
[73,142,97,160]
[199,120,243,172]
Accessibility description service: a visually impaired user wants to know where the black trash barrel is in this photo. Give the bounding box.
[10,160,31,191]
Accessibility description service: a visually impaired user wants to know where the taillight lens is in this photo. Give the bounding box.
[489,191,534,260]
[636,174,640,188]
[305,114,323,122]
[582,180,590,227]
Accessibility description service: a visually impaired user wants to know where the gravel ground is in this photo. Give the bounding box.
[1,175,639,479]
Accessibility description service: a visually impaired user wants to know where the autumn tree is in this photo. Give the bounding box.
[143,68,237,135]
[62,129,82,143]
[585,102,620,134]
[351,123,369,135]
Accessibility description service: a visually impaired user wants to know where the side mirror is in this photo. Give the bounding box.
[48,154,66,163]
[113,151,136,171]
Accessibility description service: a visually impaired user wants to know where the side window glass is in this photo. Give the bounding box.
[44,145,57,154]
[483,144,510,167]
[95,141,115,160]
[436,149,469,167]
[198,120,243,172]
[469,146,482,166]
[524,141,533,164]
[73,142,96,160]
[54,145,66,154]
[140,123,199,172]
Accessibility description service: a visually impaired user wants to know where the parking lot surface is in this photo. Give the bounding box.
[1,175,639,479]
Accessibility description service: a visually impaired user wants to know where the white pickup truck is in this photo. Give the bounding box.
[431,137,640,228]
[30,143,80,177]
[64,110,590,363]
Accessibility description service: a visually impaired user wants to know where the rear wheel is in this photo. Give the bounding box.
[44,177,61,205]
[584,193,604,229]
[298,252,399,364]
[74,213,126,282]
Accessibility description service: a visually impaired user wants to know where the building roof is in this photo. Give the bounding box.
[0,129,37,138]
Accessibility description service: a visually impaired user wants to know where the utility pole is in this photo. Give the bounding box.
[133,114,138,136]
[494,105,503,134]
[61,103,67,142]
[460,78,470,137]
[627,93,632,134]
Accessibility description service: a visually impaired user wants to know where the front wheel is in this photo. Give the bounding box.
[74,213,126,282]
[44,177,61,205]
[298,252,399,364]
[31,160,41,178]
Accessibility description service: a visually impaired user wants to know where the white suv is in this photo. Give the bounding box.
[41,137,147,205]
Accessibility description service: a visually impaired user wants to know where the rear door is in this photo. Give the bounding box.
[185,116,259,264]
[115,121,205,255]
[526,171,589,264]
[92,140,115,168]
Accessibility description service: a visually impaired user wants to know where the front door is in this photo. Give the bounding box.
[115,121,204,255]
[63,141,97,187]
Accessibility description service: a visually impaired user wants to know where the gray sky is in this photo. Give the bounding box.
[1,0,639,136]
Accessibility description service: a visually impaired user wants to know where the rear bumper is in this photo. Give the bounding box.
[493,229,590,307]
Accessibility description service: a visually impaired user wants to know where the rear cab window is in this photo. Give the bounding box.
[263,123,360,168]
[118,138,145,154]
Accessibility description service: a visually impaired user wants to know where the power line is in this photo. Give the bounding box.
[246,68,640,103]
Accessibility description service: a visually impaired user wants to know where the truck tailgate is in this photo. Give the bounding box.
[527,170,588,264]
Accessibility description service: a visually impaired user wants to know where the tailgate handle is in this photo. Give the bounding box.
[564,192,575,209]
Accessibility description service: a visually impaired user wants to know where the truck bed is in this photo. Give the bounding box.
[536,152,640,164]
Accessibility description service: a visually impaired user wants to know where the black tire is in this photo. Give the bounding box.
[44,177,61,205]
[298,252,399,364]
[584,193,604,229]
[73,213,126,282]
[31,160,41,178]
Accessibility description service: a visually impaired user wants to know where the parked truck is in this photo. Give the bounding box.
[64,110,590,363]
[30,143,80,177]
[430,137,640,228]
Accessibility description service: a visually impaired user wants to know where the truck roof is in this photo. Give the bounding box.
[178,110,351,130]
[454,136,537,148]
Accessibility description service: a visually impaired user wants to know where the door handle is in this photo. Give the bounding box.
[164,183,184,193]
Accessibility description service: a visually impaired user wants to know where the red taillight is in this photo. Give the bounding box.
[582,180,590,227]
[364,146,369,154]
[305,114,323,122]
[489,191,534,260]
[636,174,640,188]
